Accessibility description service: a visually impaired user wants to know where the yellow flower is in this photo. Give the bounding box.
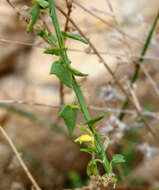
[74,134,94,145]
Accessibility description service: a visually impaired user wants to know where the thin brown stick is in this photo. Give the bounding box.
[0,38,39,47]
[64,0,73,31]
[127,83,141,112]
[39,14,51,34]
[59,82,64,105]
[59,0,73,105]
[104,2,129,184]
[127,83,156,136]
[140,64,159,96]
[6,0,29,24]
[6,0,19,13]
[0,100,158,118]
[89,7,114,17]
[73,1,159,51]
[0,125,41,190]
[106,0,114,13]
[1,38,159,61]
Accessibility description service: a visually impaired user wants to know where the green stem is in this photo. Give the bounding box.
[49,0,70,65]
[48,0,112,174]
[94,133,111,173]
[119,10,159,120]
[71,76,91,121]
[72,77,111,173]
[119,98,128,120]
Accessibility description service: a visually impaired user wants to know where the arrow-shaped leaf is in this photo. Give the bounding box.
[50,61,72,88]
[59,105,79,134]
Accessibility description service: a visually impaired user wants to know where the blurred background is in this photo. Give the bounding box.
[0,0,159,189]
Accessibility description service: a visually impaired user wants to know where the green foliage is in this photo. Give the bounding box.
[111,154,125,164]
[37,29,57,46]
[103,136,109,151]
[59,105,79,135]
[62,31,88,44]
[87,159,98,176]
[82,112,106,126]
[67,65,88,77]
[80,148,96,155]
[50,61,72,88]
[27,6,40,32]
[33,0,49,8]
[44,47,66,56]
[78,125,90,134]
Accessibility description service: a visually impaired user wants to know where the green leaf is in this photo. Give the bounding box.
[47,33,57,45]
[67,65,88,77]
[59,105,78,134]
[87,159,98,176]
[80,148,96,155]
[44,47,67,56]
[50,61,72,88]
[37,29,57,46]
[111,154,125,164]
[34,0,49,8]
[103,136,109,151]
[37,29,45,36]
[44,48,60,56]
[82,112,106,125]
[27,6,40,32]
[78,125,90,134]
[62,31,88,44]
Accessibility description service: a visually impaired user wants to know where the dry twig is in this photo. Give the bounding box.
[0,125,41,190]
[74,1,159,51]
[0,99,158,118]
[1,38,159,61]
[59,0,73,105]
[140,64,159,96]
